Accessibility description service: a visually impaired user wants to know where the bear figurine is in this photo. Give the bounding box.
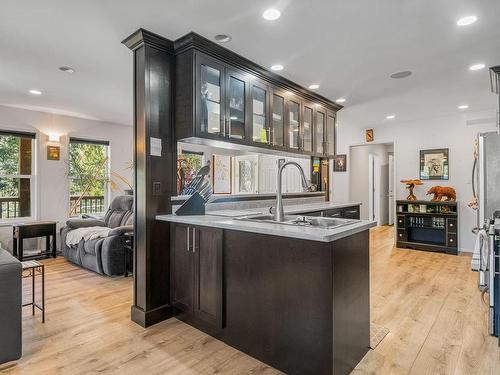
[426,186,456,202]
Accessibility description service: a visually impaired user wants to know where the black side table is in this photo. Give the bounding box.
[123,232,134,278]
[21,260,45,323]
[13,221,57,261]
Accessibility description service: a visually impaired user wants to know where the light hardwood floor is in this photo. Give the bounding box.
[1,226,498,375]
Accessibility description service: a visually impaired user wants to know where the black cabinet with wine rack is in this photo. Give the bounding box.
[396,200,458,255]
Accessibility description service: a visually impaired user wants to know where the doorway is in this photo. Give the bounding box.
[350,143,395,225]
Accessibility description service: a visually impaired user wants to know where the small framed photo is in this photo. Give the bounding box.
[365,129,374,142]
[47,145,60,160]
[420,148,449,180]
[333,154,347,172]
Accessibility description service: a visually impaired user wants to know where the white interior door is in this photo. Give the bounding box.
[388,154,395,225]
[368,153,381,224]
[368,154,375,222]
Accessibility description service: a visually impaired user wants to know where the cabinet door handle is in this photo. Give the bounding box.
[187,227,190,252]
[192,228,196,253]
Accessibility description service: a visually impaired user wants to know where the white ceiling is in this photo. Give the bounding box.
[0,0,499,127]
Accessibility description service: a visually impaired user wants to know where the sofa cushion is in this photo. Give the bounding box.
[0,249,22,364]
[106,211,126,229]
[83,238,105,256]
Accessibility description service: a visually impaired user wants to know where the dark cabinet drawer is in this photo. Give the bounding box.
[397,229,407,242]
[447,218,457,233]
[447,233,457,247]
[397,215,405,229]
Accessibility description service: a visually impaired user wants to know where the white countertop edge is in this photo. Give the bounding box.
[156,214,376,243]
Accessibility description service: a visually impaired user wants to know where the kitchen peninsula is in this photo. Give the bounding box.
[157,201,375,375]
[123,28,375,375]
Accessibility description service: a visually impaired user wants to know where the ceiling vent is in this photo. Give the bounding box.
[390,71,412,79]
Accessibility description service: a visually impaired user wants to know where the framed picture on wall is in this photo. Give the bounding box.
[333,154,347,172]
[233,155,259,194]
[420,148,449,180]
[47,145,60,160]
[212,154,232,194]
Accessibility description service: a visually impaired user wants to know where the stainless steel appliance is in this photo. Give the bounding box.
[473,66,500,343]
[483,217,500,343]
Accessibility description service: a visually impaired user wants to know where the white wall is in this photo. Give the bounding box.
[334,110,497,252]
[0,105,132,251]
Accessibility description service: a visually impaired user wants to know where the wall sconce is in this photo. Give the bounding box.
[48,133,60,142]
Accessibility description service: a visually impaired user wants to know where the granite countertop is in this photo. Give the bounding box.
[156,202,374,243]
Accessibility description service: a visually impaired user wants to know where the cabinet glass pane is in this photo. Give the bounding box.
[316,111,325,154]
[228,76,245,139]
[288,101,300,149]
[327,114,336,155]
[200,65,221,135]
[303,106,313,152]
[252,86,267,143]
[272,95,284,146]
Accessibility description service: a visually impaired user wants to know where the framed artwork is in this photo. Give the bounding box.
[177,150,205,195]
[420,148,449,180]
[212,154,232,194]
[365,129,374,142]
[47,145,60,160]
[233,155,258,194]
[333,154,347,172]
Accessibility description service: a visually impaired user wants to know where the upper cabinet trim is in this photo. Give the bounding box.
[122,28,175,53]
[174,32,343,111]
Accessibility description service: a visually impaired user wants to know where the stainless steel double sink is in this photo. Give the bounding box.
[235,214,360,229]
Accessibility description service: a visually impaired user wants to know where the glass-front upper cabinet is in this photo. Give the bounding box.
[271,93,285,147]
[326,111,336,156]
[251,84,268,144]
[315,109,326,154]
[199,60,224,136]
[226,70,247,139]
[288,99,300,149]
[302,104,313,152]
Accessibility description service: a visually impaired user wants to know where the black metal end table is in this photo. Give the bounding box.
[22,260,45,323]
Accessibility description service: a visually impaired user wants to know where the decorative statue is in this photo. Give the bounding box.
[400,179,423,201]
[426,186,456,202]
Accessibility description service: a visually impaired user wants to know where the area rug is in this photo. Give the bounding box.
[370,323,390,349]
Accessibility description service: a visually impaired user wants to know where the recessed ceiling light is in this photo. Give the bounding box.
[386,115,396,119]
[214,34,232,43]
[59,66,75,73]
[456,15,478,26]
[458,104,469,109]
[390,71,412,79]
[469,63,485,71]
[271,64,284,71]
[29,89,42,95]
[263,8,281,21]
[335,98,346,103]
[308,84,320,90]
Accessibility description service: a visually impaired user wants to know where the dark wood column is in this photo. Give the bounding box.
[123,29,176,327]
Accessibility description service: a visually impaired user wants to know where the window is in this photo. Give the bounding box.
[68,138,110,216]
[0,131,36,220]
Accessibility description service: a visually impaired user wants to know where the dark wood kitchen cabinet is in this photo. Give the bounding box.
[326,110,337,156]
[174,33,342,157]
[170,223,223,328]
[315,107,326,155]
